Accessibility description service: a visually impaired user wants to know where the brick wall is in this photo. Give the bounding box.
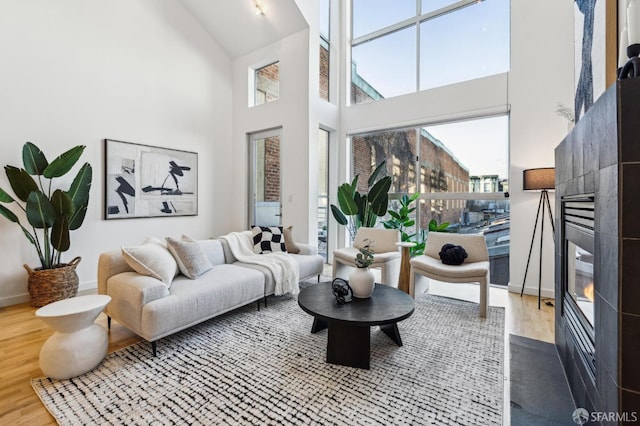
[263,137,280,202]
[351,123,469,227]
[320,45,329,101]
[256,62,280,103]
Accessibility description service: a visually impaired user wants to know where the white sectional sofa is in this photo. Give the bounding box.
[98,236,323,355]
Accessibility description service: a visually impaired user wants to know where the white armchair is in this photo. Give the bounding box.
[332,227,401,287]
[409,232,490,317]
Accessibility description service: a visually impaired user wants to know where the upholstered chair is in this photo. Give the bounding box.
[332,227,401,287]
[409,232,490,317]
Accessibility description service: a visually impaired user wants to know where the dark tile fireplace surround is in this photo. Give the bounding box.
[555,78,640,422]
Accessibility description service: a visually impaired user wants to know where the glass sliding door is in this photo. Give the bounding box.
[249,129,282,227]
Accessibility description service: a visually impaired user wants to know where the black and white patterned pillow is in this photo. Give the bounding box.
[251,226,287,254]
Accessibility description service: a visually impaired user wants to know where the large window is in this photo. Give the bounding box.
[351,0,510,104]
[349,115,510,284]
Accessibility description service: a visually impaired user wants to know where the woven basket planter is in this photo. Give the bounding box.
[25,257,81,307]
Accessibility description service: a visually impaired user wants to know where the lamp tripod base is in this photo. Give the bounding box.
[520,190,555,309]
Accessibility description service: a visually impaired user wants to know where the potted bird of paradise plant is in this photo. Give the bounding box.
[0,142,92,306]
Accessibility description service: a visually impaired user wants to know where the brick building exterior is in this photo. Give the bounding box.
[320,44,329,101]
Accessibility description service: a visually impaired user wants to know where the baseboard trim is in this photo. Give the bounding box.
[0,280,97,307]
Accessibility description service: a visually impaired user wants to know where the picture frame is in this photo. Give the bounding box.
[104,139,198,219]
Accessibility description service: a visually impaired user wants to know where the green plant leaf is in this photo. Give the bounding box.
[367,161,386,189]
[51,215,70,252]
[368,176,391,216]
[0,187,15,203]
[349,175,359,193]
[0,204,19,223]
[354,192,366,223]
[387,210,401,220]
[437,221,450,231]
[26,191,56,229]
[330,204,348,225]
[405,219,415,227]
[22,142,49,176]
[51,189,74,217]
[67,163,92,208]
[408,192,420,202]
[68,204,87,231]
[43,145,85,179]
[5,166,38,202]
[336,183,358,215]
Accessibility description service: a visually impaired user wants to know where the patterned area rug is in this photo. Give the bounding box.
[32,291,504,425]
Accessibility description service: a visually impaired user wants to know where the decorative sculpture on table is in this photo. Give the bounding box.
[331,278,353,304]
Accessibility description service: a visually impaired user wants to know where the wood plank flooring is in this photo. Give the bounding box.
[0,281,554,425]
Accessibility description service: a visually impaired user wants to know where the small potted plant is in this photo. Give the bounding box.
[349,239,376,298]
[0,142,92,306]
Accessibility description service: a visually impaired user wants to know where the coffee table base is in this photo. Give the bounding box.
[311,319,403,370]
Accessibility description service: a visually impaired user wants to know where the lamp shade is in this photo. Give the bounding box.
[523,167,555,191]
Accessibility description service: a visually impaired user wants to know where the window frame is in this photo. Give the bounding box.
[350,0,506,103]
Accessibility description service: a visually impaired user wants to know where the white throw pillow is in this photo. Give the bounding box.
[165,237,213,279]
[122,241,179,286]
[251,226,286,254]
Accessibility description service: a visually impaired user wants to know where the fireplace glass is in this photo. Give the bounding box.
[566,241,594,327]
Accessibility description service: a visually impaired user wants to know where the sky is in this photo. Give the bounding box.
[424,116,509,179]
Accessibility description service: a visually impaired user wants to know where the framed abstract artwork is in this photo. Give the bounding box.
[574,0,617,122]
[104,139,198,219]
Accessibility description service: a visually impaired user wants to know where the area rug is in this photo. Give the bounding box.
[32,292,504,425]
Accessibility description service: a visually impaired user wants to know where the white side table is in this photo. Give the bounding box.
[35,294,111,379]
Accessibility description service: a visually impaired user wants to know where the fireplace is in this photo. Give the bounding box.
[561,195,595,379]
[555,79,640,419]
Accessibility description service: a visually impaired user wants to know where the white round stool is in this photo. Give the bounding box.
[35,294,111,379]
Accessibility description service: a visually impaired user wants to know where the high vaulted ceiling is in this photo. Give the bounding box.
[179,0,309,59]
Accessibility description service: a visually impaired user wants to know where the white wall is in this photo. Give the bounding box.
[0,0,233,306]
[509,0,574,298]
[230,30,315,242]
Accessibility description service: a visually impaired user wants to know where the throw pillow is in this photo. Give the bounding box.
[251,226,287,254]
[283,226,300,254]
[439,243,468,265]
[165,237,213,279]
[122,241,179,286]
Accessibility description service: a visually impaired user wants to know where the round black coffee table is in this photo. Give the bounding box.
[298,282,415,369]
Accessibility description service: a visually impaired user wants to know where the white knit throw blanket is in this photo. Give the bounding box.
[220,231,300,296]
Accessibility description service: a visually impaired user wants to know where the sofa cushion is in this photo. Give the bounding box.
[283,226,300,254]
[251,226,286,254]
[121,240,178,286]
[166,237,213,279]
[140,265,265,340]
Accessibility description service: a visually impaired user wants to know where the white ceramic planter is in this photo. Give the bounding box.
[349,267,375,298]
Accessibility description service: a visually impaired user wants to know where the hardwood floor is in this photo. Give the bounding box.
[0,278,554,425]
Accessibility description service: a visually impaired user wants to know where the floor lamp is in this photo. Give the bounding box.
[520,167,555,309]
